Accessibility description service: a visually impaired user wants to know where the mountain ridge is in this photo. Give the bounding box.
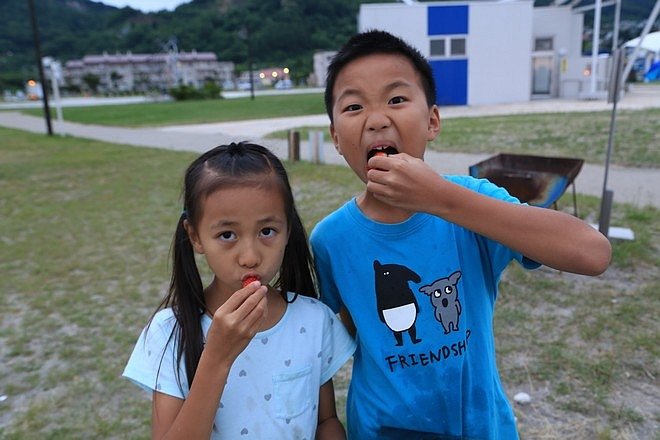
[1,0,657,90]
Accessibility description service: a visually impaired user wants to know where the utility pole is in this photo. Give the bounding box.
[611,0,621,53]
[27,0,52,135]
[239,25,255,101]
[599,48,624,237]
[621,0,660,84]
[589,0,602,96]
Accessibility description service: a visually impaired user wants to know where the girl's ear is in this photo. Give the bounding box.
[183,219,204,254]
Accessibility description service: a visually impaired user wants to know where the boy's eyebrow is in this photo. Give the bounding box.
[385,80,414,91]
[335,87,362,103]
[335,80,414,102]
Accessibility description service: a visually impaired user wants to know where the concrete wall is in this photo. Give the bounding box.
[533,6,583,58]
[468,1,533,105]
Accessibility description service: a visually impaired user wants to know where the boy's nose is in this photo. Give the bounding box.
[366,110,391,131]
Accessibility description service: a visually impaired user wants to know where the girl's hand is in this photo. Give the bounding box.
[204,282,268,367]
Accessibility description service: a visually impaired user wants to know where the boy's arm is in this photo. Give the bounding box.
[367,153,612,275]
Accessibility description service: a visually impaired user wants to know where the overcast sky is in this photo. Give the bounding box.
[92,0,191,13]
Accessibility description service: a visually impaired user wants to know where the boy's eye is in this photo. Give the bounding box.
[389,96,406,105]
[344,104,362,112]
[218,231,236,241]
[260,227,277,238]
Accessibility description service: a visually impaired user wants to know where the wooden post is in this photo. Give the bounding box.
[288,130,300,162]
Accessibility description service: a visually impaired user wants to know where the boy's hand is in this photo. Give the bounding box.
[204,282,268,367]
[366,152,446,212]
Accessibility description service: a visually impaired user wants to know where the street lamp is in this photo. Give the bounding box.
[238,25,255,100]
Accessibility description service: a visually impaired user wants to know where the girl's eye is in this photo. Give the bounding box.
[389,96,406,105]
[260,227,277,238]
[344,103,362,112]
[218,231,236,241]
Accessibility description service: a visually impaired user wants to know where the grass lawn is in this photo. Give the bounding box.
[0,125,657,439]
[267,108,660,168]
[21,93,326,127]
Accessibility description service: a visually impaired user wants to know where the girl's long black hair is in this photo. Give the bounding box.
[153,142,317,391]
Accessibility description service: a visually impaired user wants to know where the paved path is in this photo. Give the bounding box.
[1,85,658,208]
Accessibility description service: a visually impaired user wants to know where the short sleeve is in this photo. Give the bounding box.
[122,309,187,399]
[319,303,356,384]
[310,223,343,314]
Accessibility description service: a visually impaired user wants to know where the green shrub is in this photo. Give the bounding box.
[169,82,222,101]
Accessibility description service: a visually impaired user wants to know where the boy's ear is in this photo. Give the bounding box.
[426,105,441,141]
[183,219,204,254]
[330,124,343,156]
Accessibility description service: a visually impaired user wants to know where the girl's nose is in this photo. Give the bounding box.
[238,240,260,268]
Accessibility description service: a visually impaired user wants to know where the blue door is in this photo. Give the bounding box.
[431,59,468,105]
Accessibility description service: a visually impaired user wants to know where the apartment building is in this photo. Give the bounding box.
[64,50,234,93]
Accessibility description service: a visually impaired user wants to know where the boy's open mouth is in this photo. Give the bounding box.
[367,146,399,161]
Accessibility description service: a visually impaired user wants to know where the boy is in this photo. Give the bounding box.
[310,30,611,439]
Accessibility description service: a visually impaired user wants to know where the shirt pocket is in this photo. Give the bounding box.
[272,364,313,419]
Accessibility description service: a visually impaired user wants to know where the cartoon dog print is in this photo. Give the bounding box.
[419,271,462,334]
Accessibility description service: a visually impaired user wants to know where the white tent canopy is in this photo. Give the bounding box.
[624,31,660,54]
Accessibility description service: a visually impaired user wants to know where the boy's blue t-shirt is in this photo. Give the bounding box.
[310,175,539,440]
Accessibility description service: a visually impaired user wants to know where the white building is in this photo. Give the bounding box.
[311,51,337,87]
[359,1,609,105]
[64,51,234,93]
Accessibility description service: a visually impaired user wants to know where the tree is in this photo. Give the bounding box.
[82,73,100,93]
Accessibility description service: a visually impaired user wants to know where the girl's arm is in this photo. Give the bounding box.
[152,284,268,439]
[367,154,611,275]
[315,379,346,440]
[339,307,356,338]
[151,358,229,439]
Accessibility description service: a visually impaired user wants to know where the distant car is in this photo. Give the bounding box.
[238,81,253,90]
[274,79,293,90]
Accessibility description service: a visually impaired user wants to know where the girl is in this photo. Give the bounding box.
[123,142,356,439]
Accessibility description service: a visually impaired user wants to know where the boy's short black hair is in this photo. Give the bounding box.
[324,29,437,123]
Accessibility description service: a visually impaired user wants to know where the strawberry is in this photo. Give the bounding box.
[242,276,259,288]
[368,151,388,171]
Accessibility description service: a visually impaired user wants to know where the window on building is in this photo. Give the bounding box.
[430,39,446,57]
[450,38,466,56]
[430,37,466,59]
[535,37,554,51]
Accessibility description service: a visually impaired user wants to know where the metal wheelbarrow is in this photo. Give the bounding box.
[468,153,584,216]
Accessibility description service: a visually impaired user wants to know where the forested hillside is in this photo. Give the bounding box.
[1,0,658,90]
[0,0,391,89]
